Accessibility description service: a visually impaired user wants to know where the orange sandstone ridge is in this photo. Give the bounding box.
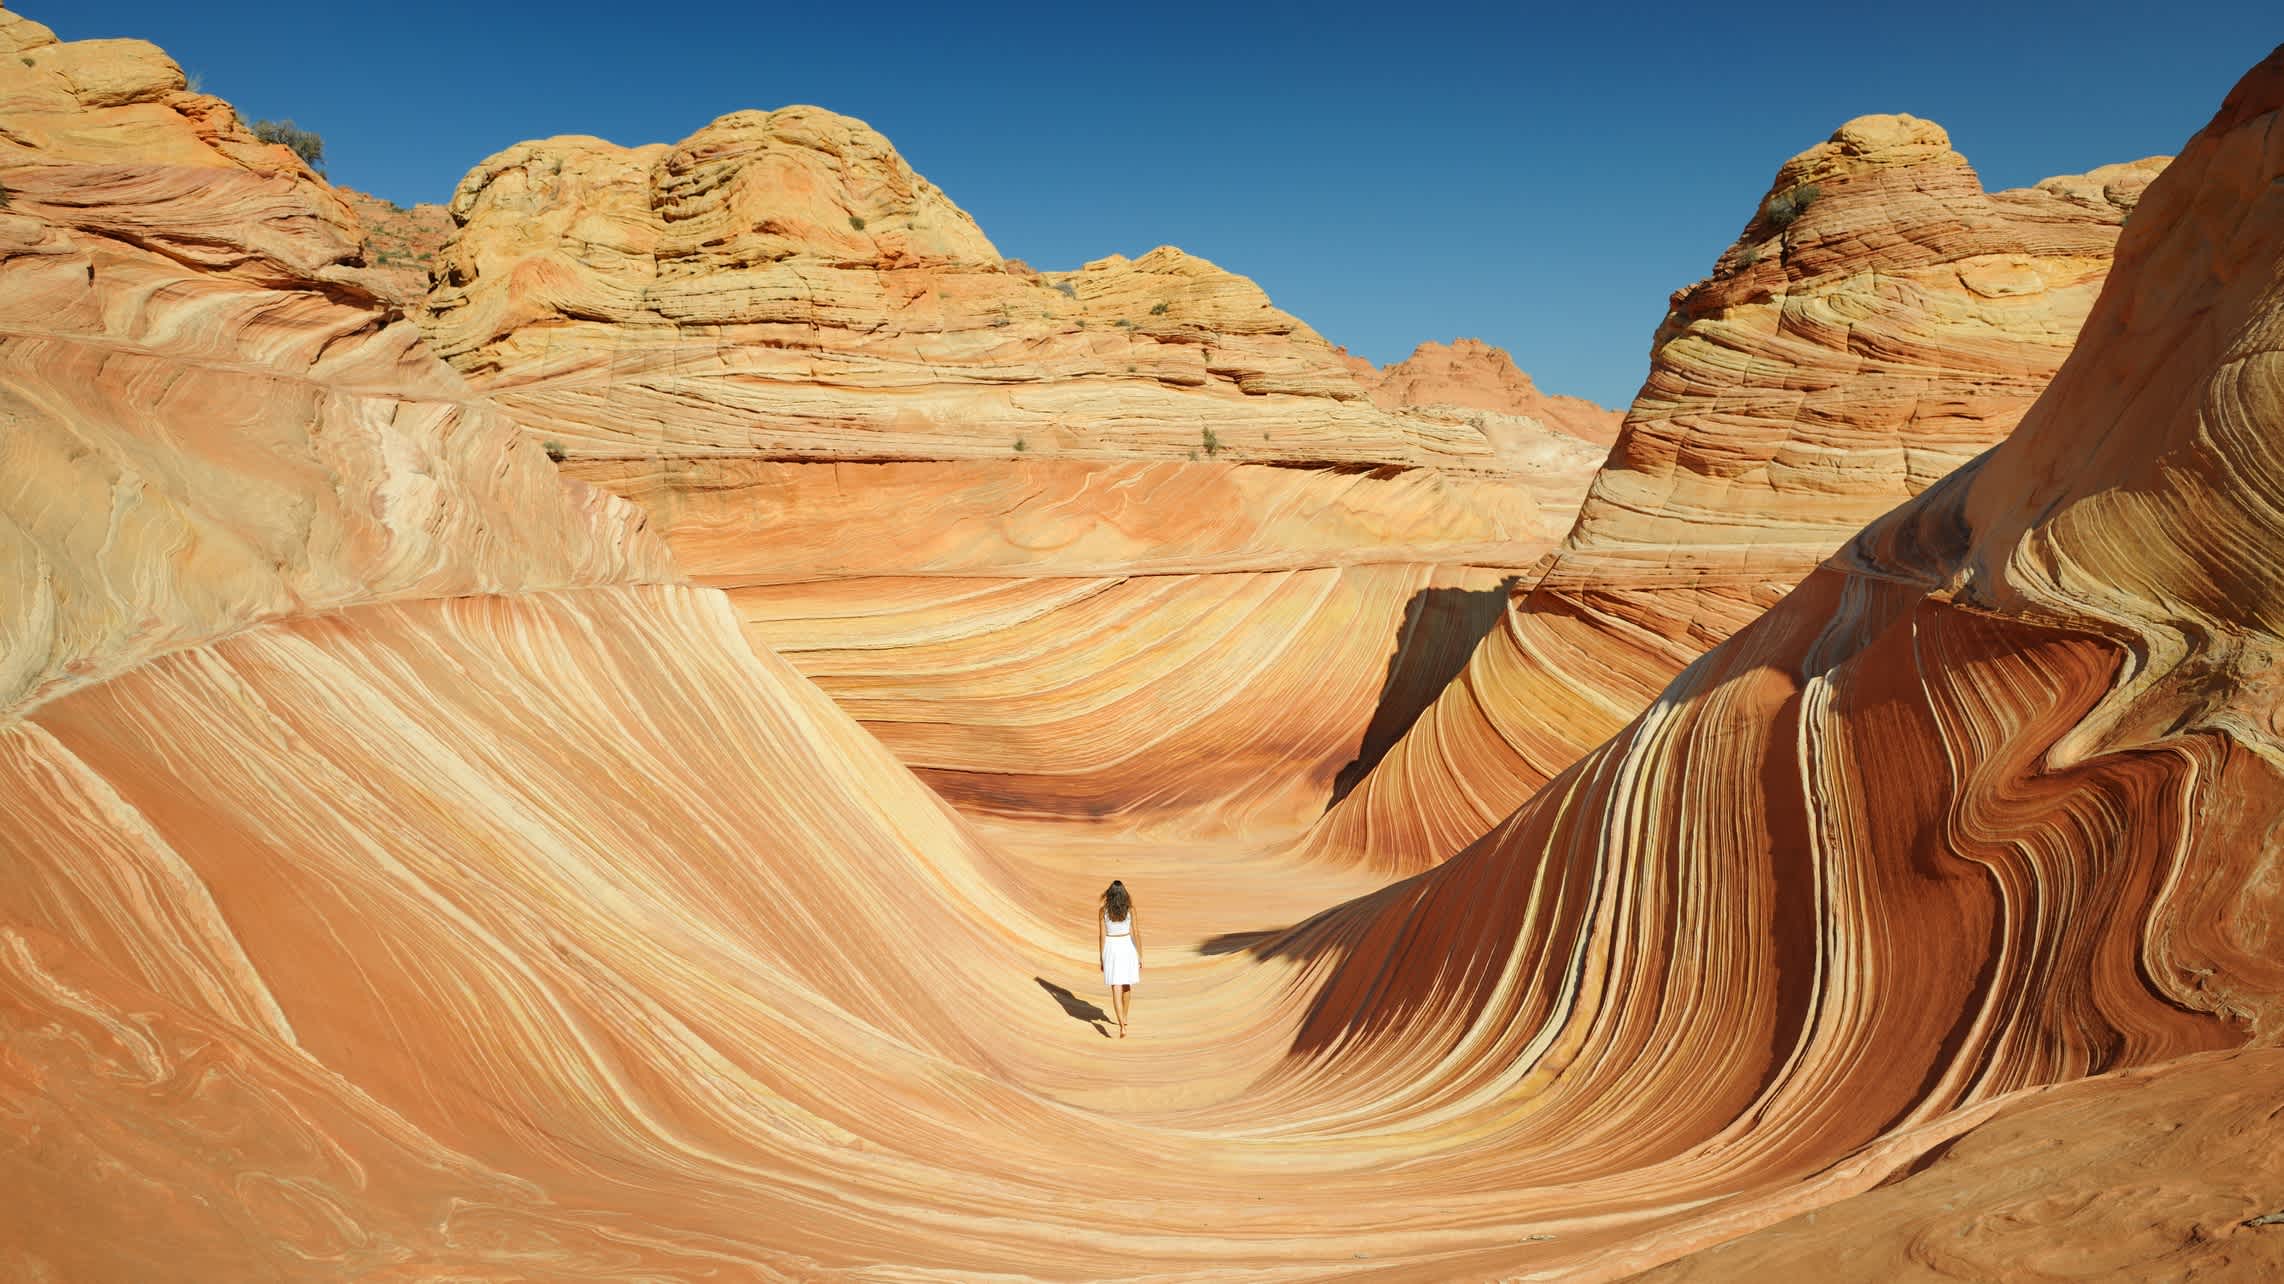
[420,107,1598,474]
[334,186,452,303]
[1354,336,1625,446]
[5,1,2283,1277]
[1272,55,2284,1277]
[413,106,1606,836]
[1305,111,2169,873]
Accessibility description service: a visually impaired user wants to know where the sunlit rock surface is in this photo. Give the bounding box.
[5,5,2282,1278]
[336,186,451,304]
[421,107,1593,472]
[1636,1049,2284,1281]
[1354,336,1624,446]
[418,104,1604,835]
[1259,53,2284,1276]
[0,8,667,718]
[1304,112,2169,873]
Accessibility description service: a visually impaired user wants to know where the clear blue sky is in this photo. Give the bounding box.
[44,2,2280,408]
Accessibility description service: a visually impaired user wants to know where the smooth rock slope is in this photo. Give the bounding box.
[7,4,2281,1278]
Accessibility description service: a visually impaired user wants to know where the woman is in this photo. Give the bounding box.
[1098,879,1141,1037]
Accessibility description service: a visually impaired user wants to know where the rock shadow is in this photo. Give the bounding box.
[1197,877,1416,969]
[1033,976,1112,1037]
[1326,579,1518,810]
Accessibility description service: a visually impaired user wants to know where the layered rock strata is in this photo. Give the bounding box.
[0,8,666,718]
[419,106,1604,835]
[420,108,1597,472]
[336,187,452,303]
[1257,55,2284,1275]
[1355,336,1624,445]
[1305,113,2168,872]
[11,6,2281,1279]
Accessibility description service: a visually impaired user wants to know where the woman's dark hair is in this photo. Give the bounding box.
[1101,879,1132,921]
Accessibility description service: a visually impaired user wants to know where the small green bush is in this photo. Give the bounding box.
[1201,427,1223,457]
[848,214,866,230]
[542,440,568,463]
[1013,437,1028,453]
[1149,301,1169,316]
[250,118,324,171]
[1762,182,1821,230]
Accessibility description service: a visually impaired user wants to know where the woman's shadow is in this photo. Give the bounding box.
[1033,977,1112,1037]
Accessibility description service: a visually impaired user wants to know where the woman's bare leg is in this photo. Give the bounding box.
[1118,984,1133,1033]
[1109,986,1125,1035]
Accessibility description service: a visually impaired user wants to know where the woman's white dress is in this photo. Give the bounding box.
[1101,913,1140,986]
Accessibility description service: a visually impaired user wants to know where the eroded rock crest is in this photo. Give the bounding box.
[1306,111,2170,872]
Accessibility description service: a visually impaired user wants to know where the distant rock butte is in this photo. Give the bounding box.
[1305,111,2168,872]
[418,106,1598,474]
[335,187,452,304]
[1354,337,1624,446]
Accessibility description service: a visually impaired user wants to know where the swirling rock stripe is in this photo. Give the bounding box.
[575,454,1589,836]
[0,7,668,719]
[731,564,1511,837]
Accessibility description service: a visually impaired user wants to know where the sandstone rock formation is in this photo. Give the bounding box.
[1305,113,2168,873]
[421,108,1581,471]
[416,106,1605,837]
[336,186,451,303]
[8,4,2280,1278]
[0,8,666,718]
[1357,336,1624,445]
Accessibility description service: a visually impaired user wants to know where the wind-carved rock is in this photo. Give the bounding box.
[0,7,669,718]
[1268,51,2284,1276]
[4,6,2283,1278]
[421,106,1595,472]
[418,105,1606,835]
[1352,336,1624,446]
[1304,111,2167,873]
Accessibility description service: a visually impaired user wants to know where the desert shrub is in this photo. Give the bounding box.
[1013,437,1028,453]
[1201,427,1223,456]
[848,214,866,230]
[250,118,324,171]
[542,440,568,463]
[1052,280,1079,300]
[1762,182,1821,229]
[1149,301,1169,315]
[1736,244,1761,269]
